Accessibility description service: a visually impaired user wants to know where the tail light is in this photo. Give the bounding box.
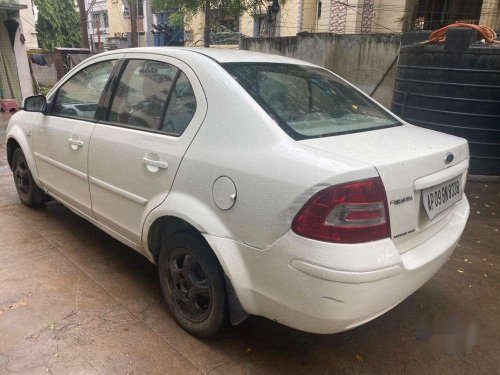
[292,177,390,243]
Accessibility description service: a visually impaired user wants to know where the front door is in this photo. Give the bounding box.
[33,57,119,216]
[88,54,207,244]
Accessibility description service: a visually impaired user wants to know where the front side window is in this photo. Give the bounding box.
[108,59,178,130]
[223,63,401,139]
[159,72,196,136]
[53,60,116,119]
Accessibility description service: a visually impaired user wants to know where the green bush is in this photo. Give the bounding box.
[39,86,53,97]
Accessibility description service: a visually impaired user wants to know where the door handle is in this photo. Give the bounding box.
[68,138,83,150]
[143,157,168,171]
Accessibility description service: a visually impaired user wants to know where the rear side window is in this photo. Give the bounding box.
[108,59,178,130]
[223,63,401,139]
[159,72,196,136]
[53,60,116,120]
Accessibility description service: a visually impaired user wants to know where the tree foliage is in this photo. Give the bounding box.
[151,0,277,27]
[35,0,82,51]
[152,0,282,46]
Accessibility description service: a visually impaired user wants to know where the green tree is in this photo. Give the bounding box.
[35,0,82,51]
[152,0,272,46]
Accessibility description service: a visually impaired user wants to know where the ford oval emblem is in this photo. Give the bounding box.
[445,152,454,164]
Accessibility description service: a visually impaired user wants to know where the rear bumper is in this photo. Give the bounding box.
[204,197,469,334]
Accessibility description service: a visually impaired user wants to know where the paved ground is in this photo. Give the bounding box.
[0,112,499,374]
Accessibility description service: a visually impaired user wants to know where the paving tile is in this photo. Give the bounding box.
[41,230,162,315]
[0,231,53,267]
[208,346,335,375]
[139,301,316,372]
[139,301,244,371]
[0,245,199,375]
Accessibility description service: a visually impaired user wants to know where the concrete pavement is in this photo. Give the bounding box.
[1,112,499,374]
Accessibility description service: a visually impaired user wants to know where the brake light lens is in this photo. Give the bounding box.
[292,177,391,243]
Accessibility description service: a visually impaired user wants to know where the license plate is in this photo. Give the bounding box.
[422,176,462,220]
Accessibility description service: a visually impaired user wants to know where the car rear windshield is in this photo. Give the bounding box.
[223,63,401,139]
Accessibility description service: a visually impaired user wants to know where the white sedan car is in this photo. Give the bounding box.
[6,48,470,337]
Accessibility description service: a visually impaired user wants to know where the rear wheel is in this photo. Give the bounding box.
[12,148,45,207]
[158,232,227,337]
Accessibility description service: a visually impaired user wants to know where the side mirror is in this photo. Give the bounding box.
[22,95,46,112]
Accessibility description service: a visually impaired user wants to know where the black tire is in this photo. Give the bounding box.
[158,232,227,337]
[12,148,45,207]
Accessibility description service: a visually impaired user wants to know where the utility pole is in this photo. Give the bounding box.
[76,0,90,49]
[90,17,96,52]
[238,0,242,47]
[96,17,102,52]
[204,0,210,47]
[130,0,139,47]
[144,0,154,46]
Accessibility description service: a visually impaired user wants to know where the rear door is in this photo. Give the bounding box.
[33,56,121,216]
[88,53,207,245]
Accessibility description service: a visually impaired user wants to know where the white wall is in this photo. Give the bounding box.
[19,0,38,49]
[13,16,34,98]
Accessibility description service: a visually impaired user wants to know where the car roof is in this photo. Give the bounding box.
[100,47,316,66]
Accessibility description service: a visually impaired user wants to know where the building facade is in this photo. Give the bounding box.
[85,0,110,51]
[19,0,38,49]
[0,0,34,103]
[480,0,500,29]
[105,0,153,49]
[184,0,413,46]
[185,0,499,46]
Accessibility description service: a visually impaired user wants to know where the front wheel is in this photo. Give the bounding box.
[11,148,45,207]
[158,232,227,337]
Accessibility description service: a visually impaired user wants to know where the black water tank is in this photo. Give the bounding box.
[392,29,500,176]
